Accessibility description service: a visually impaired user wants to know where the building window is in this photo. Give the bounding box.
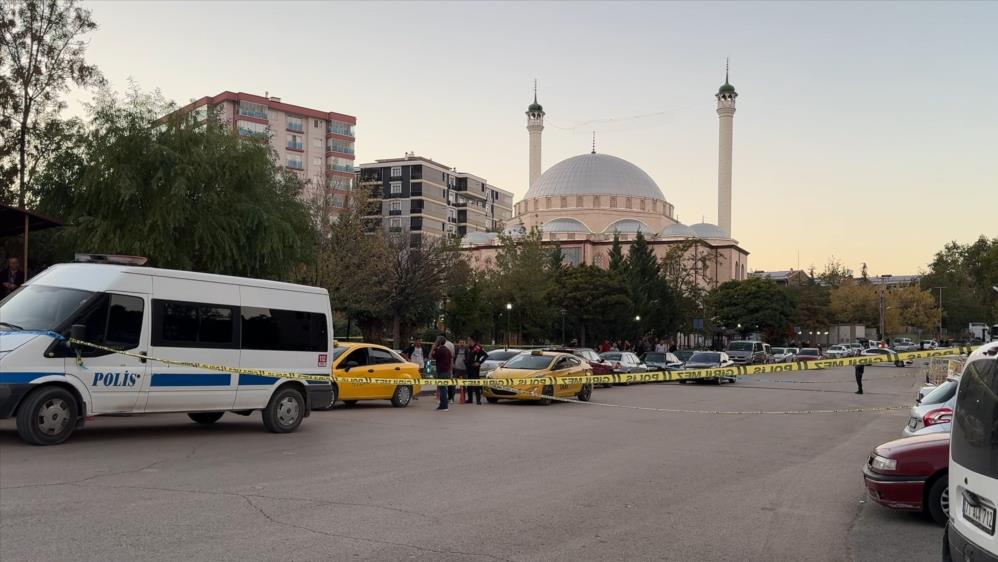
[625,198,632,209]
[390,166,402,178]
[287,134,303,151]
[328,120,355,137]
[287,115,304,132]
[593,196,600,208]
[639,199,646,211]
[238,101,268,120]
[653,200,659,212]
[560,196,567,208]
[313,119,321,128]
[237,120,268,139]
[610,197,617,209]
[327,157,353,173]
[390,181,402,194]
[327,140,354,154]
[576,196,583,208]
[389,201,402,215]
[545,197,551,209]
[330,177,353,191]
[331,194,345,208]
[532,200,538,211]
[389,218,402,231]
[287,155,304,170]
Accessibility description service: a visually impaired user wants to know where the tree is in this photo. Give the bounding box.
[624,231,679,339]
[552,265,631,346]
[380,232,453,347]
[818,257,853,288]
[1,0,103,207]
[707,278,796,340]
[487,228,558,343]
[920,236,998,336]
[35,86,316,279]
[608,232,625,272]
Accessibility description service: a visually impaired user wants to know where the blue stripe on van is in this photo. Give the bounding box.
[238,374,279,386]
[150,374,231,387]
[0,372,64,384]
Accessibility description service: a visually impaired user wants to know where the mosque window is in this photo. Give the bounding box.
[609,197,617,209]
[626,198,632,209]
[640,199,646,211]
[560,196,567,208]
[545,198,551,209]
[532,200,538,211]
[576,196,583,208]
[593,196,600,208]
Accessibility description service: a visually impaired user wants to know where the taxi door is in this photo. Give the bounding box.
[366,347,407,397]
[335,347,371,400]
[553,356,582,397]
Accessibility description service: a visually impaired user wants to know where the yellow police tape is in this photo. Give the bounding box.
[67,338,976,388]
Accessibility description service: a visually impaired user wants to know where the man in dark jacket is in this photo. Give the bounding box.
[465,334,489,405]
[854,364,865,395]
[1,257,24,298]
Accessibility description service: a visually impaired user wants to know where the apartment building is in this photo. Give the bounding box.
[358,154,514,246]
[180,91,356,216]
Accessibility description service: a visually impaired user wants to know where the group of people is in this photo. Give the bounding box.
[402,334,489,412]
[597,337,676,355]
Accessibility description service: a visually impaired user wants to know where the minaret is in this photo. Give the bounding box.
[715,62,737,236]
[526,80,545,189]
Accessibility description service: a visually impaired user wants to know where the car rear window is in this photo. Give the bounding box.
[921,379,957,405]
[952,358,998,478]
[487,350,520,361]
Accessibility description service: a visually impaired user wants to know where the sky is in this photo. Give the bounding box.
[71,1,997,275]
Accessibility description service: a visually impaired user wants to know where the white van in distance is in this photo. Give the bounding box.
[0,255,333,445]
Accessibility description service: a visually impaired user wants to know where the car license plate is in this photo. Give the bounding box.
[963,494,996,535]
[908,417,918,430]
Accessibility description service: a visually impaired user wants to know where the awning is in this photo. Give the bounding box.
[0,205,63,237]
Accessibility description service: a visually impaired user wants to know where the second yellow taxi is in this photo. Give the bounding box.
[325,342,422,408]
[483,350,593,404]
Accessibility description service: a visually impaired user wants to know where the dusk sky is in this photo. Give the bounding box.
[74,1,997,275]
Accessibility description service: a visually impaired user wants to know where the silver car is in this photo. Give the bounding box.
[480,349,522,375]
[902,377,957,437]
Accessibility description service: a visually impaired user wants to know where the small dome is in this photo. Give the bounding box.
[604,219,652,234]
[542,218,591,233]
[461,231,498,247]
[659,223,696,238]
[525,153,666,201]
[528,101,543,112]
[503,222,527,237]
[689,222,730,239]
[718,82,736,94]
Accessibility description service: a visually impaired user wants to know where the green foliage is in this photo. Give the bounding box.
[552,265,631,346]
[35,86,316,280]
[708,277,796,339]
[920,235,998,335]
[608,232,625,272]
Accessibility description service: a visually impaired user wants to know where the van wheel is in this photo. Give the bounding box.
[486,396,499,404]
[577,383,592,402]
[262,387,304,433]
[16,386,78,446]
[539,385,554,405]
[391,385,413,407]
[188,412,224,424]
[927,476,949,525]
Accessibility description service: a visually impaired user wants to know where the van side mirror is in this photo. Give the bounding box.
[70,324,86,344]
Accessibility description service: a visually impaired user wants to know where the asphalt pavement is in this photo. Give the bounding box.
[0,363,940,561]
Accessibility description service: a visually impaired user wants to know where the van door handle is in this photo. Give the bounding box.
[139,351,148,364]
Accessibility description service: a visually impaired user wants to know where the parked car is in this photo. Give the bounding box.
[673,350,696,363]
[726,341,768,365]
[860,347,907,367]
[903,376,958,437]
[825,345,852,359]
[771,347,798,362]
[862,432,950,525]
[893,338,918,352]
[480,349,522,376]
[681,351,735,384]
[547,347,614,388]
[762,343,774,363]
[944,342,998,560]
[640,351,685,372]
[599,351,648,374]
[329,343,422,408]
[483,351,593,404]
[795,348,822,361]
[920,340,938,350]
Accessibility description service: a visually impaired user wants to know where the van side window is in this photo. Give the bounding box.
[70,293,144,355]
[152,300,238,349]
[241,307,328,352]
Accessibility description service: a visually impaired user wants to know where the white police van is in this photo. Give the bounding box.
[0,255,333,445]
[944,341,998,561]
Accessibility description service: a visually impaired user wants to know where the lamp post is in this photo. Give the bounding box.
[560,308,567,346]
[878,274,893,340]
[932,287,945,342]
[505,303,512,350]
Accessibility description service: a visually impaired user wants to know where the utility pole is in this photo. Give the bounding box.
[933,287,946,342]
[878,274,893,340]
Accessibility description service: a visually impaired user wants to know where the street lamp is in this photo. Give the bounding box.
[878,274,893,340]
[932,287,946,342]
[505,303,512,350]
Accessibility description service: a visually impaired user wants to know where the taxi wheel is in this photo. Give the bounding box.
[538,385,554,405]
[485,396,499,404]
[577,384,592,402]
[188,412,224,424]
[391,385,413,407]
[16,386,78,446]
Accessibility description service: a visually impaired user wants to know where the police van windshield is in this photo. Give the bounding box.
[0,285,94,331]
[952,358,998,478]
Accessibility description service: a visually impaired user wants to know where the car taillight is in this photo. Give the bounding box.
[923,407,953,427]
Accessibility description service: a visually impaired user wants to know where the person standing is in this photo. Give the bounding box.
[466,334,489,405]
[1,257,24,298]
[453,339,469,404]
[443,336,456,403]
[854,364,865,394]
[431,336,453,411]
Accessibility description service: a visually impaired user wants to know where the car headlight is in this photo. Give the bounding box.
[871,454,897,472]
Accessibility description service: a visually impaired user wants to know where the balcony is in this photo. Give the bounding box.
[452,200,467,208]
[238,109,268,120]
[287,141,304,151]
[326,144,355,155]
[389,226,403,233]
[388,209,402,216]
[328,123,355,137]
[327,164,354,173]
[287,122,304,133]
[411,186,422,197]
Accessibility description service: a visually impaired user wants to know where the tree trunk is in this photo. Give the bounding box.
[392,314,401,350]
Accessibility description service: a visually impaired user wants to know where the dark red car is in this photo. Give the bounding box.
[862,432,949,525]
[795,347,822,361]
[547,347,613,388]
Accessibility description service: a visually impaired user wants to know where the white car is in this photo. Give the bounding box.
[825,345,852,359]
[480,349,522,375]
[846,343,864,356]
[771,347,798,362]
[860,348,908,367]
[903,376,957,437]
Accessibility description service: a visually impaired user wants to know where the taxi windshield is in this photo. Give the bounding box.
[501,354,554,370]
[332,347,348,361]
[0,285,95,332]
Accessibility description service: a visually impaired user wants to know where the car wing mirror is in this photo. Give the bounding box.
[343,361,359,372]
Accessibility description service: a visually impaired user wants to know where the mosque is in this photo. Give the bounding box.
[461,71,751,287]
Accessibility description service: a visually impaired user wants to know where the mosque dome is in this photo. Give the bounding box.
[689,222,731,239]
[461,231,499,247]
[604,219,653,234]
[659,223,697,238]
[524,153,666,201]
[542,218,591,233]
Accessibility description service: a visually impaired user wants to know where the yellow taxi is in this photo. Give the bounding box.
[483,351,593,404]
[326,342,422,408]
